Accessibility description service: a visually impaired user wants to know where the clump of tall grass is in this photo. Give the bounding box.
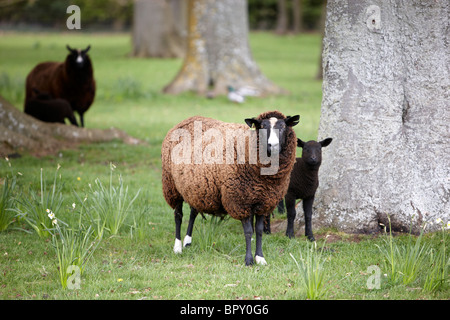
[290,238,329,300]
[47,205,100,290]
[423,219,449,292]
[376,215,428,285]
[376,215,449,290]
[79,163,141,238]
[17,165,65,238]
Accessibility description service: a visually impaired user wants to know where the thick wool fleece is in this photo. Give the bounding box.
[161,111,297,221]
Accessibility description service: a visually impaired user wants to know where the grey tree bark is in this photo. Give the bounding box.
[132,0,187,58]
[163,0,286,96]
[314,0,450,234]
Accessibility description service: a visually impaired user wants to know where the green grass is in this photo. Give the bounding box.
[0,32,448,300]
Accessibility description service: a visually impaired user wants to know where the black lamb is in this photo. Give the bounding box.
[265,137,332,241]
[25,89,78,126]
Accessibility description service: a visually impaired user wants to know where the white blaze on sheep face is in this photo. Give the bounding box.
[267,117,280,155]
[76,50,83,64]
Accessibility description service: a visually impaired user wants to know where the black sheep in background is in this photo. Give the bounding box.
[25,45,95,127]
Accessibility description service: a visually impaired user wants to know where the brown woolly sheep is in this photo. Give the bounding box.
[161,111,300,265]
[24,89,78,126]
[25,45,95,127]
[266,138,332,241]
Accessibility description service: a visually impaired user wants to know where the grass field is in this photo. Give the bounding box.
[0,32,448,301]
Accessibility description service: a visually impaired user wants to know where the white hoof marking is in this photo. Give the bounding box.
[255,255,267,265]
[183,235,192,247]
[173,239,182,254]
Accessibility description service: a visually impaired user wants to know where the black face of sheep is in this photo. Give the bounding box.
[298,138,333,168]
[245,115,300,157]
[66,45,91,69]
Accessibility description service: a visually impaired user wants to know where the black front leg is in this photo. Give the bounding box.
[254,214,267,265]
[242,215,254,266]
[263,213,271,234]
[303,197,315,241]
[79,112,85,127]
[285,194,296,238]
[184,206,198,247]
[68,113,79,127]
[173,202,183,253]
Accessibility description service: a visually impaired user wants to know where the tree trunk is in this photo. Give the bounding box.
[275,0,288,35]
[292,0,302,34]
[315,1,449,234]
[163,0,286,97]
[132,0,186,58]
[0,96,143,157]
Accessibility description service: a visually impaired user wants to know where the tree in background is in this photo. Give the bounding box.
[315,1,449,234]
[275,0,288,34]
[0,0,133,30]
[131,0,186,58]
[163,0,285,97]
[292,0,302,33]
[0,0,324,33]
[275,0,303,34]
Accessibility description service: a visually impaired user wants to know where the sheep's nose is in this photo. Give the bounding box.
[268,142,279,154]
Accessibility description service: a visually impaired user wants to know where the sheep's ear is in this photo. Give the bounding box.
[320,138,333,147]
[297,138,305,148]
[66,45,76,53]
[245,118,261,129]
[83,45,91,54]
[285,115,300,127]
